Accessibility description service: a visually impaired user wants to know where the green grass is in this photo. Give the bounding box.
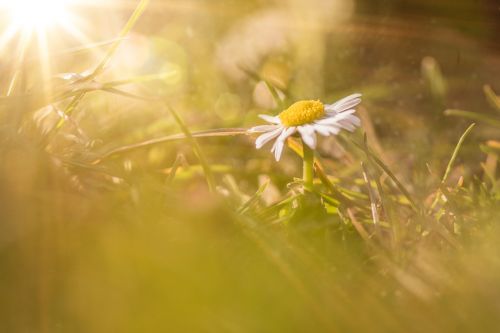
[1,0,500,332]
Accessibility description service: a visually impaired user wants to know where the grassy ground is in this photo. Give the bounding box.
[1,0,500,332]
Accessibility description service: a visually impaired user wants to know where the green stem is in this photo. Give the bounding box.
[302,141,314,192]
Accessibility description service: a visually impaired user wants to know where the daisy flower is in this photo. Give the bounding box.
[249,93,362,161]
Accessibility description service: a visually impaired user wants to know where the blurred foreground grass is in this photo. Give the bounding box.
[1,0,500,332]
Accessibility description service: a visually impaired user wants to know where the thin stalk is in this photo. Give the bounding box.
[56,0,150,128]
[90,0,150,80]
[430,123,475,210]
[302,142,314,192]
[361,162,379,226]
[92,128,248,163]
[165,105,216,193]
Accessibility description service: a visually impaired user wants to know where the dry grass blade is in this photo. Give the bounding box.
[431,123,475,210]
[441,123,475,184]
[25,37,128,64]
[90,0,150,80]
[445,109,500,128]
[101,87,159,101]
[238,65,285,109]
[483,85,500,112]
[165,105,216,192]
[93,128,248,163]
[346,208,372,243]
[237,180,269,215]
[361,162,380,225]
[57,0,150,128]
[166,154,187,184]
[351,138,420,213]
[102,71,178,88]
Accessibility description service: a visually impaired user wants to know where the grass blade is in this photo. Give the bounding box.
[237,180,270,215]
[442,123,475,184]
[165,105,216,192]
[483,85,500,112]
[93,128,248,163]
[361,162,380,225]
[430,123,475,210]
[57,0,150,128]
[90,0,150,80]
[445,109,500,128]
[238,65,285,109]
[351,138,420,213]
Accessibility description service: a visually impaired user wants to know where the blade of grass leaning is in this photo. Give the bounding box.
[286,137,365,205]
[25,37,128,64]
[6,70,21,96]
[165,154,186,184]
[56,0,150,128]
[361,162,380,225]
[238,65,285,109]
[346,208,372,243]
[362,134,393,231]
[445,109,500,128]
[6,40,28,96]
[237,180,270,215]
[102,71,178,88]
[430,123,475,210]
[0,71,173,114]
[351,139,420,213]
[165,105,216,192]
[101,87,160,101]
[53,71,174,104]
[483,85,500,112]
[314,164,357,205]
[441,123,476,184]
[93,128,248,163]
[90,0,150,80]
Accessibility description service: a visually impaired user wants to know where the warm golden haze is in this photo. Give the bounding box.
[1,0,500,332]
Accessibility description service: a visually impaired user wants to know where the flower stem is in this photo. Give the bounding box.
[302,141,314,192]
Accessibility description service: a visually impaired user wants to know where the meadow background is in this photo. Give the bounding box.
[1,0,500,332]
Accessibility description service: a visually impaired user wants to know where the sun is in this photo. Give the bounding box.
[1,0,75,31]
[0,0,84,51]
[0,0,93,97]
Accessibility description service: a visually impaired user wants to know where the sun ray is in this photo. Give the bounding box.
[36,29,54,102]
[0,25,20,54]
[6,28,33,95]
[0,0,98,95]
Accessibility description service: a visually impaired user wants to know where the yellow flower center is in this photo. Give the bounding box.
[279,100,325,127]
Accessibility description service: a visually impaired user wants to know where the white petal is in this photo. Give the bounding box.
[297,125,317,149]
[255,127,283,149]
[345,114,361,127]
[258,114,281,124]
[316,110,357,125]
[337,115,361,132]
[325,109,356,117]
[249,124,279,133]
[337,121,356,132]
[312,124,340,136]
[271,127,295,161]
[273,140,285,162]
[314,112,361,133]
[325,93,362,113]
[312,124,332,136]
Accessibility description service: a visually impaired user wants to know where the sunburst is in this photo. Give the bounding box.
[0,0,94,96]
